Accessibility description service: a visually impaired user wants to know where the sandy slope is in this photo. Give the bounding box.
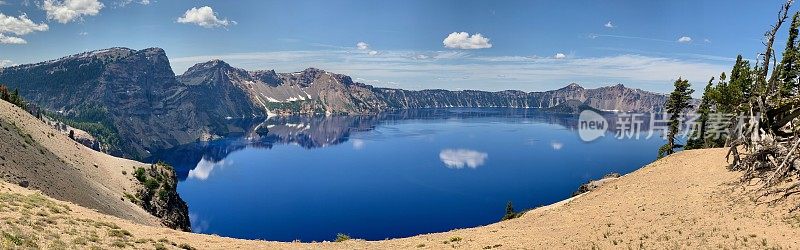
[2,147,800,249]
[0,100,161,227]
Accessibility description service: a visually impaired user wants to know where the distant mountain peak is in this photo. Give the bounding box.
[302,67,323,72]
[561,83,584,90]
[181,59,235,77]
[199,59,231,68]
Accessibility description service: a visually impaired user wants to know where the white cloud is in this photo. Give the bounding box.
[43,0,104,24]
[0,13,49,35]
[443,32,492,49]
[0,1,7,5]
[439,149,488,169]
[0,33,27,44]
[356,41,379,56]
[117,0,150,7]
[554,53,566,59]
[604,21,615,28]
[550,141,564,150]
[177,6,235,28]
[0,12,47,44]
[677,36,692,43]
[78,31,88,35]
[703,38,711,43]
[0,59,12,67]
[356,41,369,50]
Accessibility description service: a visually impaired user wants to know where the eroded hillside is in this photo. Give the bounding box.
[0,99,189,231]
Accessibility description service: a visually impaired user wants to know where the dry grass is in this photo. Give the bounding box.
[0,189,191,250]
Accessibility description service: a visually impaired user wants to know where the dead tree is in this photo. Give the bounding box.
[727,0,800,211]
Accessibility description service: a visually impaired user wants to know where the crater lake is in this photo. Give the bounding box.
[151,108,664,242]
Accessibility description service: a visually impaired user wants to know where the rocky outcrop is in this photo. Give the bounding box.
[544,99,602,114]
[572,173,622,196]
[133,163,190,231]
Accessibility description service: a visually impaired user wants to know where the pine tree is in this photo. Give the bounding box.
[659,78,694,158]
[686,77,716,149]
[729,55,753,109]
[0,85,9,101]
[0,85,26,109]
[501,201,517,221]
[711,56,754,114]
[779,11,800,97]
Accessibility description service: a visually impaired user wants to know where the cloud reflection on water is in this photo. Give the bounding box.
[550,141,564,150]
[352,139,366,150]
[439,149,488,169]
[188,158,230,181]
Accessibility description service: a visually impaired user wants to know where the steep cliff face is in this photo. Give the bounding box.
[178,65,388,115]
[0,48,209,159]
[583,84,667,112]
[374,83,666,112]
[177,60,263,120]
[178,60,667,116]
[373,88,535,109]
[276,68,388,114]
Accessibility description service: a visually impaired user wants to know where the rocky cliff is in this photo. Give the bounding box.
[374,83,666,112]
[177,65,388,115]
[177,59,667,115]
[0,48,237,159]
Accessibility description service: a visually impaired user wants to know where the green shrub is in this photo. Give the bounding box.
[111,239,126,248]
[134,168,146,183]
[178,243,196,250]
[158,189,169,201]
[123,192,138,203]
[2,231,23,245]
[144,178,159,192]
[335,233,351,242]
[108,229,132,238]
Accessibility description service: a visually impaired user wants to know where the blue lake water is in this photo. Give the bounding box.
[153,109,664,242]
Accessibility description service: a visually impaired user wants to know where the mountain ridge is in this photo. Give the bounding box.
[0,47,667,158]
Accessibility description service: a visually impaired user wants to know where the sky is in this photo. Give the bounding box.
[0,0,794,95]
